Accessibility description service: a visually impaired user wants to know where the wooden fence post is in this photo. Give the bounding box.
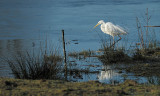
[62,30,67,79]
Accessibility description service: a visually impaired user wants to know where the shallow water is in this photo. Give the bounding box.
[68,56,158,85]
[0,0,160,83]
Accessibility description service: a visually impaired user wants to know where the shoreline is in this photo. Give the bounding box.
[0,78,160,95]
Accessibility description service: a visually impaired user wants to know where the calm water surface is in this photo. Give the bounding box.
[0,0,160,82]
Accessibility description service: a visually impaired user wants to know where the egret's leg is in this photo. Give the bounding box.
[118,35,122,41]
[112,36,115,48]
[111,36,121,48]
[113,36,115,44]
[116,35,122,43]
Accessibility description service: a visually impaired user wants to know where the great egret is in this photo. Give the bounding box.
[94,20,127,44]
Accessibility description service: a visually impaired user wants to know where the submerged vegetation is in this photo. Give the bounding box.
[132,47,160,61]
[125,62,160,77]
[68,49,95,58]
[98,43,160,64]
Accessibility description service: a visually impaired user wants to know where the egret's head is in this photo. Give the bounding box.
[94,20,104,29]
[98,20,104,24]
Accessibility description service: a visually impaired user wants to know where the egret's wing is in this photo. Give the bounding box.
[114,25,127,34]
[105,22,127,36]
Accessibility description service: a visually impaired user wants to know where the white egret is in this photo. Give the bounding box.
[94,20,127,44]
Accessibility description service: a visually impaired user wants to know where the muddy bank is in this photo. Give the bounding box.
[0,78,160,96]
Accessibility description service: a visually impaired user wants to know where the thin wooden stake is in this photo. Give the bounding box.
[144,26,160,27]
[62,30,67,79]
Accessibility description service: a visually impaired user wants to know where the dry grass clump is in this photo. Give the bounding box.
[5,49,63,80]
[98,47,131,64]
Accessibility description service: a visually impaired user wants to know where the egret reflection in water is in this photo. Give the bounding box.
[98,66,120,84]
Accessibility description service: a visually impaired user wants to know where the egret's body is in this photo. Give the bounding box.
[94,20,127,43]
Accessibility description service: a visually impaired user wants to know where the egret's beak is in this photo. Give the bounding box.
[94,23,100,29]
